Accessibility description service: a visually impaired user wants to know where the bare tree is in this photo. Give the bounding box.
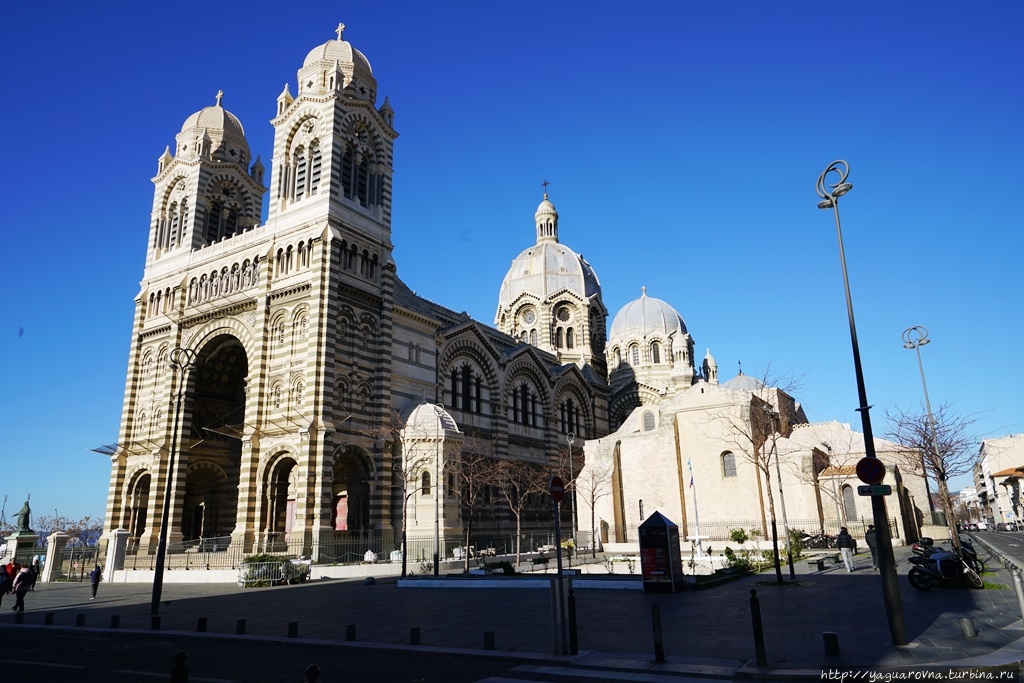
[884,402,977,547]
[492,458,548,565]
[362,409,432,576]
[712,367,805,583]
[573,454,612,557]
[454,433,500,572]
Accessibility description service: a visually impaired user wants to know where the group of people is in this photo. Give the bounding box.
[836,525,879,572]
[0,560,39,612]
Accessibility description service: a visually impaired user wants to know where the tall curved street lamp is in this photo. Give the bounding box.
[566,432,577,547]
[902,325,940,517]
[432,403,444,577]
[817,161,906,645]
[151,346,197,615]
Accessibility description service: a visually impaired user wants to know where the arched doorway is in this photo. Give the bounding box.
[182,336,247,540]
[261,455,298,551]
[332,448,371,532]
[126,472,150,541]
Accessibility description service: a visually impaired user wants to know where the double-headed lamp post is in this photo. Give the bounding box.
[565,432,577,547]
[151,346,197,615]
[817,160,906,646]
[902,325,939,518]
[432,403,444,577]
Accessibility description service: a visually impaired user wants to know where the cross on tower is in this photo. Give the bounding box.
[336,23,346,40]
[541,179,550,197]
[215,90,224,106]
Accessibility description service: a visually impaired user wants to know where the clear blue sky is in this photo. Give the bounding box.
[1,2,1021,521]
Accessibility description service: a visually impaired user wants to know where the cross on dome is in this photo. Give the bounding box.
[336,23,346,40]
[541,179,550,198]
[215,90,224,106]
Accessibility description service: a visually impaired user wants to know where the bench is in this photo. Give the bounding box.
[807,558,826,571]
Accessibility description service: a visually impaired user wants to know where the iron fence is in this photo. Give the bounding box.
[52,545,103,582]
[606,517,898,545]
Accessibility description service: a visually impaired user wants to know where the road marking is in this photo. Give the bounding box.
[118,672,237,683]
[0,660,85,669]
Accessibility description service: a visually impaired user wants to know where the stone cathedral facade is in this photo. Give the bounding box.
[103,26,610,558]
[103,25,929,561]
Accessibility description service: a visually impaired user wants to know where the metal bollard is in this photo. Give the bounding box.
[236,618,246,634]
[823,631,840,656]
[410,627,421,645]
[76,614,86,627]
[750,589,767,666]
[197,617,207,632]
[288,621,299,638]
[170,650,188,683]
[110,615,120,629]
[43,613,54,625]
[304,664,320,682]
[960,617,977,638]
[151,615,161,630]
[568,586,578,655]
[1012,570,1024,622]
[651,604,665,663]
[345,624,356,641]
[484,630,495,650]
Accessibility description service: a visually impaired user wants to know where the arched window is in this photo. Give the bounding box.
[309,140,322,195]
[630,345,640,365]
[294,146,307,200]
[651,342,661,364]
[530,329,538,346]
[205,200,222,243]
[556,328,564,348]
[642,412,655,431]
[566,328,575,349]
[722,451,737,478]
[421,471,431,495]
[613,348,621,367]
[842,485,857,523]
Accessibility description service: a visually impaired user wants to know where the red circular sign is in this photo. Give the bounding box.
[856,457,886,485]
[549,476,565,503]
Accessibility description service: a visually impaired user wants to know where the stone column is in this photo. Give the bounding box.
[103,529,130,583]
[41,533,67,583]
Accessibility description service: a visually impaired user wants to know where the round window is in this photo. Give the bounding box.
[557,307,571,322]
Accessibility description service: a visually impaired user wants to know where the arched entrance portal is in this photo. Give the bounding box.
[332,448,371,532]
[181,335,247,541]
[125,471,150,541]
[260,455,298,552]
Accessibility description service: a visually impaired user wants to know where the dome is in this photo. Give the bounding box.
[722,372,766,392]
[498,242,601,310]
[497,194,601,311]
[176,92,251,164]
[609,288,686,343]
[303,37,373,74]
[403,402,459,438]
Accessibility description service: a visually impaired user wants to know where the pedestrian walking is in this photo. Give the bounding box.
[0,566,10,608]
[864,525,878,570]
[89,565,102,599]
[836,527,856,572]
[11,566,32,612]
[29,559,40,590]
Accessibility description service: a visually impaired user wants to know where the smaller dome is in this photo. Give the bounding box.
[303,24,373,74]
[176,91,251,164]
[403,402,459,438]
[535,195,558,220]
[609,288,686,343]
[722,372,766,392]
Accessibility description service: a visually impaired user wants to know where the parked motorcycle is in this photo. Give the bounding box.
[801,532,836,549]
[911,537,984,574]
[907,545,984,591]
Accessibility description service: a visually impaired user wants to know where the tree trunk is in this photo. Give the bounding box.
[763,472,783,583]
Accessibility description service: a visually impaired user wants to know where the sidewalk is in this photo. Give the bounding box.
[1,544,1021,679]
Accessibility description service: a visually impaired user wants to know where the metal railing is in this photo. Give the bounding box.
[606,517,898,545]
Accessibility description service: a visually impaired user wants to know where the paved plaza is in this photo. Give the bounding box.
[2,544,1022,680]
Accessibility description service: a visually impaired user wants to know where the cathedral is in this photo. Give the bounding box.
[102,25,928,564]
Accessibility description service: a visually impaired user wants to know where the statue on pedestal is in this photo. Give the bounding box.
[14,500,32,534]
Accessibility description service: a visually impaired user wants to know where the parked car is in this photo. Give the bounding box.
[997,523,1009,532]
[977,521,988,531]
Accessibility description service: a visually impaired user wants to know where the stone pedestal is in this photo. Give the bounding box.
[6,532,40,562]
[103,529,130,583]
[42,532,69,583]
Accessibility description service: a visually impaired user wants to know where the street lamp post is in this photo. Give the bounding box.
[817,160,906,645]
[566,433,577,548]
[151,346,197,615]
[901,325,940,518]
[432,403,444,577]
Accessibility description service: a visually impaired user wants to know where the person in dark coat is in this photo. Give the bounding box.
[11,567,32,612]
[864,525,879,570]
[89,565,102,599]
[0,566,10,608]
[836,527,856,572]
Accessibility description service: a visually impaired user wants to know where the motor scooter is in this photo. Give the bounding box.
[907,545,984,591]
[911,537,984,573]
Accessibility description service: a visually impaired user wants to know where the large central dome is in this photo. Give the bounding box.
[497,194,601,311]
